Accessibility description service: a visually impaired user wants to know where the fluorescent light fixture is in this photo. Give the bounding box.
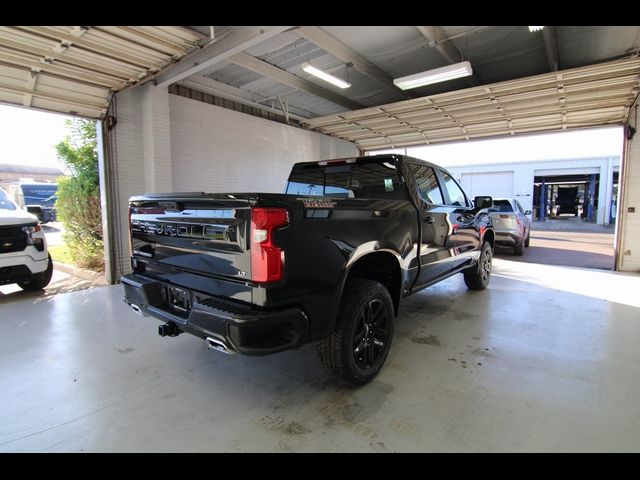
[301,62,351,89]
[393,61,473,90]
[528,26,544,32]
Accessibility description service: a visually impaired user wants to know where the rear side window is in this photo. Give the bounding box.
[408,163,444,204]
[515,200,525,215]
[440,171,469,207]
[286,159,405,200]
[489,200,514,212]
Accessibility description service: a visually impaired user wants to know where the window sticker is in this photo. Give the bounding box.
[384,178,394,192]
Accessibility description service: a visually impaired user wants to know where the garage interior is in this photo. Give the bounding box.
[1,26,640,452]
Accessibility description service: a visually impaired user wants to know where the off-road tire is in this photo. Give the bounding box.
[318,279,394,385]
[463,241,493,290]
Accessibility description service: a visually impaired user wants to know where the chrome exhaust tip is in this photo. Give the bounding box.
[205,336,235,355]
[130,303,146,316]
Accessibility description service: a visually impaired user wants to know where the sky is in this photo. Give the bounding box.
[0,104,72,170]
[0,103,625,172]
[370,126,624,166]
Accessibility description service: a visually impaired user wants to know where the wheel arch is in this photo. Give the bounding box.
[340,251,402,316]
[483,228,495,249]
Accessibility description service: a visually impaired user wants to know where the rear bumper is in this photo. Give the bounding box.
[122,273,309,356]
[495,230,522,246]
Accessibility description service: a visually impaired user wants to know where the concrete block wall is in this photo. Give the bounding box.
[105,86,146,278]
[142,84,173,193]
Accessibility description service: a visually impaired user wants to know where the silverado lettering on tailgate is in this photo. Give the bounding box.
[297,198,337,208]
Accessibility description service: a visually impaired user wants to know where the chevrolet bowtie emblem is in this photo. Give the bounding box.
[2,242,13,248]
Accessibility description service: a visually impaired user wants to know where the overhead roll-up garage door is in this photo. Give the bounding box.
[460,171,514,199]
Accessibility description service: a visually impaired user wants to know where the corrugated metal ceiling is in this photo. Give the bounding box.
[303,58,640,150]
[1,25,639,148]
[190,26,640,134]
[0,26,203,118]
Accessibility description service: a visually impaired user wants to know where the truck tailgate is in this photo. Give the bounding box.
[129,194,252,299]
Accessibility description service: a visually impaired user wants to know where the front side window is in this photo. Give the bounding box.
[440,171,468,207]
[408,163,444,204]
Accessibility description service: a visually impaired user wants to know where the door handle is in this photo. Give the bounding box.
[424,216,435,224]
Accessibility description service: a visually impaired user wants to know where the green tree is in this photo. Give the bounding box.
[55,118,104,271]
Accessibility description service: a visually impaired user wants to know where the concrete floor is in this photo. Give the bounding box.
[1,259,639,452]
[0,266,103,300]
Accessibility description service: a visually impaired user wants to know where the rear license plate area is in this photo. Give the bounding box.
[167,286,192,317]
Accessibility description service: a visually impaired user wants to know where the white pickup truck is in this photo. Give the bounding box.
[0,187,53,290]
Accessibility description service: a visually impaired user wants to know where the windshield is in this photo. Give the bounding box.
[489,200,514,213]
[20,184,58,207]
[0,188,17,211]
[286,159,405,200]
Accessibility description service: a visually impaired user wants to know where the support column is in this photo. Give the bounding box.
[539,178,546,220]
[97,119,115,284]
[587,174,596,222]
[616,108,640,271]
[602,157,614,225]
[102,84,174,283]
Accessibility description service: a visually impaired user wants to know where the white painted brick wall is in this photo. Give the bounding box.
[110,87,145,276]
[619,106,640,271]
[142,84,173,193]
[169,95,357,193]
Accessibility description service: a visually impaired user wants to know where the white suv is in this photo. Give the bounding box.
[0,187,53,290]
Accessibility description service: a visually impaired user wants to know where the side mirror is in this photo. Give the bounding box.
[524,210,532,215]
[474,196,493,210]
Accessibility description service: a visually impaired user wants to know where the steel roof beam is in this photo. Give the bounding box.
[295,26,411,101]
[228,51,365,111]
[416,26,480,87]
[154,26,293,88]
[179,75,313,120]
[22,70,38,107]
[542,26,560,72]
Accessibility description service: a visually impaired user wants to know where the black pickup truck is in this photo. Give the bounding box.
[123,154,494,384]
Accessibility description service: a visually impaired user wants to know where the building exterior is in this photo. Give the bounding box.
[445,156,620,225]
[0,163,63,190]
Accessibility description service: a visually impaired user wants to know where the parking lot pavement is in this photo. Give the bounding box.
[494,228,615,270]
[42,222,63,247]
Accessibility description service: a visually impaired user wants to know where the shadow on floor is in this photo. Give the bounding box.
[0,277,107,305]
[494,245,613,270]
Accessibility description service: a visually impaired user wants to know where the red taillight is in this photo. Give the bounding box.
[250,207,289,283]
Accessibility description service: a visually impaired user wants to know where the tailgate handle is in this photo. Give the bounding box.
[424,216,435,224]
